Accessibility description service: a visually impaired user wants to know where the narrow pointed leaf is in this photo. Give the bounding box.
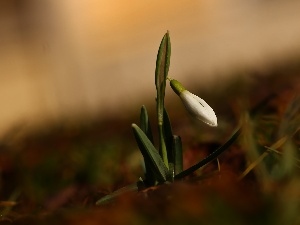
[140,105,154,143]
[95,181,143,205]
[173,135,183,175]
[155,32,171,117]
[132,124,168,182]
[139,105,155,184]
[155,32,171,167]
[163,108,174,162]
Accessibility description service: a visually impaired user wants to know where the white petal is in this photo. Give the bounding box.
[180,91,218,127]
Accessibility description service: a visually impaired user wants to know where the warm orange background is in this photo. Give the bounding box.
[1,0,300,136]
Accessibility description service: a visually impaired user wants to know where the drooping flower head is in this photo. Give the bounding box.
[170,79,218,127]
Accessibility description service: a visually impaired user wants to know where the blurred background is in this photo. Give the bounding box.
[0,1,300,221]
[1,0,300,137]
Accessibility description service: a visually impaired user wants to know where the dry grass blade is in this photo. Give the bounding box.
[239,135,291,179]
[265,146,300,169]
[239,113,269,181]
[239,151,269,180]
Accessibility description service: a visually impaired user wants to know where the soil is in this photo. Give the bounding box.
[0,66,299,225]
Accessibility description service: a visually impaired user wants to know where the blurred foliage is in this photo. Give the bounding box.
[0,63,299,224]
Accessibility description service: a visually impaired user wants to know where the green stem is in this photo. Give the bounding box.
[158,122,168,169]
[175,126,241,179]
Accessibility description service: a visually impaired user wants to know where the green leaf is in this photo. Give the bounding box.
[95,181,143,205]
[163,108,173,162]
[155,32,171,168]
[132,124,169,182]
[173,135,183,175]
[175,126,241,180]
[168,163,175,182]
[139,105,156,184]
[140,105,154,143]
[155,32,171,118]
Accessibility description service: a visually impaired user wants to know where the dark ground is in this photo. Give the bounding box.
[0,59,299,225]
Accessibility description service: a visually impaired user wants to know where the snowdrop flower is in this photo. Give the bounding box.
[169,79,218,127]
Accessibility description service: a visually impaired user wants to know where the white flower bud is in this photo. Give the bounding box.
[170,79,218,127]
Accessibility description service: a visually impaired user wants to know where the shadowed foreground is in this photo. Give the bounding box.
[0,66,299,224]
